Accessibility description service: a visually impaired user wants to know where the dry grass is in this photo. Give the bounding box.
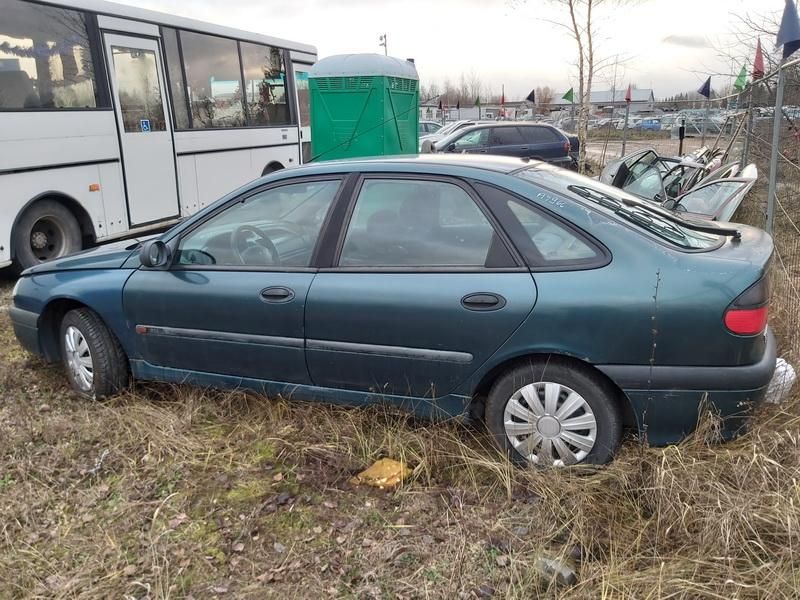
[1,274,799,599]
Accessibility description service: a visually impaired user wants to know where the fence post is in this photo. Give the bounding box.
[766,65,786,235]
[701,98,710,147]
[741,86,755,165]
[621,100,630,156]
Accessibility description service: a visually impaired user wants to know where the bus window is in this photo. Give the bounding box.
[110,46,167,133]
[0,0,103,109]
[160,27,190,129]
[240,41,290,126]
[179,31,245,128]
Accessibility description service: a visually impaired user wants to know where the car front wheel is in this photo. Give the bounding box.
[485,360,622,467]
[59,308,129,399]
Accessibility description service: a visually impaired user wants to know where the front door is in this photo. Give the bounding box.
[123,177,343,383]
[104,34,179,226]
[292,63,312,164]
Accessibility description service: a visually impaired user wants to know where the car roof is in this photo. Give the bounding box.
[268,154,536,178]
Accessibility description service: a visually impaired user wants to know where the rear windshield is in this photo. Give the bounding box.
[513,167,723,251]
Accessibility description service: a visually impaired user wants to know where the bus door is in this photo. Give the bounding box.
[103,34,180,226]
[292,63,312,164]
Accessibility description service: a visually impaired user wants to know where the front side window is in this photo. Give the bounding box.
[177,179,340,267]
[180,31,245,128]
[240,42,290,126]
[453,128,488,150]
[0,0,102,109]
[339,179,502,267]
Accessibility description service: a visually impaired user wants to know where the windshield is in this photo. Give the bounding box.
[513,167,723,250]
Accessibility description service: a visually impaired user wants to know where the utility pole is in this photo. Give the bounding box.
[378,34,387,56]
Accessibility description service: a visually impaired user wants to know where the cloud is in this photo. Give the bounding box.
[662,35,710,48]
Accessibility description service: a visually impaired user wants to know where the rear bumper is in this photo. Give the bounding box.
[598,329,777,445]
[9,305,43,356]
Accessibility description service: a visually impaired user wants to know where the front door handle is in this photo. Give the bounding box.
[260,286,295,303]
[461,292,506,311]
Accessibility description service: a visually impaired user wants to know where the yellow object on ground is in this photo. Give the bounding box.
[350,458,412,489]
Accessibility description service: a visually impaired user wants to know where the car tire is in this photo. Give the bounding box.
[59,308,130,400]
[13,200,82,271]
[485,360,622,467]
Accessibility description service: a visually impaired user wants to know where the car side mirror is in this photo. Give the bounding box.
[448,143,456,152]
[139,239,172,269]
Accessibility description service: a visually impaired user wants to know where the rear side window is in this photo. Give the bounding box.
[521,126,562,144]
[489,127,525,145]
[476,182,604,269]
[339,179,513,268]
[0,0,103,109]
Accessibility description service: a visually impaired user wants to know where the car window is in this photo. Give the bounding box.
[675,181,744,216]
[489,127,525,145]
[520,126,561,144]
[177,180,340,268]
[506,199,599,264]
[339,179,500,267]
[453,128,488,149]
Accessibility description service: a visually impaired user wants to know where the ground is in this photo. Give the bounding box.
[1,272,799,599]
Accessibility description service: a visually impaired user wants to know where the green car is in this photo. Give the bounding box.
[10,155,776,467]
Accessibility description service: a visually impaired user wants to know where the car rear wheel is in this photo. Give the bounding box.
[485,360,622,467]
[59,308,129,399]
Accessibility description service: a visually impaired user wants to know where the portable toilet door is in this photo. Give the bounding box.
[308,54,419,161]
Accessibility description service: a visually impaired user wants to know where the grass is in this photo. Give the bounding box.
[1,274,799,599]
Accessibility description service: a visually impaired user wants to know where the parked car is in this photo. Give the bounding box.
[419,119,476,152]
[636,118,662,132]
[419,120,443,135]
[10,155,776,468]
[429,123,576,169]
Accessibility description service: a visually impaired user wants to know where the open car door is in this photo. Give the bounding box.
[664,165,758,221]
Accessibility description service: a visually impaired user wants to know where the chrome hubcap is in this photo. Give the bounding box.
[64,326,93,391]
[503,381,597,467]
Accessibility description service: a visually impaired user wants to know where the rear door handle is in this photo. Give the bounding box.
[461,293,506,311]
[260,286,295,303]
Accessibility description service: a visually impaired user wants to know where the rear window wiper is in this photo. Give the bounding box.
[567,185,741,239]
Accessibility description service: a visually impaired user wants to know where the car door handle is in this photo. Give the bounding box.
[461,293,507,311]
[260,286,295,303]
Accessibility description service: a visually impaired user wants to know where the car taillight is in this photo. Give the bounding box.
[723,277,769,335]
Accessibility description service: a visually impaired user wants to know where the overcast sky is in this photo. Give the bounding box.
[129,0,781,99]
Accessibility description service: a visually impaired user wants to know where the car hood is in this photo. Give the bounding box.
[21,236,154,275]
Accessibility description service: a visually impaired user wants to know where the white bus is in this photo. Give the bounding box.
[0,0,316,270]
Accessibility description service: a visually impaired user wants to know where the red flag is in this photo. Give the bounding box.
[624,84,632,104]
[753,38,765,80]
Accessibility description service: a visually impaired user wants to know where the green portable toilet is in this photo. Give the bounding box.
[308,54,419,161]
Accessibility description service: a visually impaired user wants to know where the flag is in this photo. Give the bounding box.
[753,38,765,79]
[697,76,711,99]
[456,100,460,110]
[437,99,442,111]
[562,88,574,103]
[526,89,536,103]
[734,65,747,91]
[473,96,480,107]
[624,84,632,103]
[777,0,800,59]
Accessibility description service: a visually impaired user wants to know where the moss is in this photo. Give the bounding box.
[224,479,271,504]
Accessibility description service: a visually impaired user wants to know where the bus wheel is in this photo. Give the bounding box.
[13,200,82,270]
[261,162,284,176]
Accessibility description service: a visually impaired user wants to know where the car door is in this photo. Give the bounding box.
[519,126,566,160]
[485,127,527,157]
[123,177,343,383]
[304,175,537,400]
[449,128,490,153]
[668,173,757,221]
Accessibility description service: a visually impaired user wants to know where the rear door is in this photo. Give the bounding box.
[671,174,757,221]
[304,175,537,400]
[486,127,527,157]
[519,126,566,160]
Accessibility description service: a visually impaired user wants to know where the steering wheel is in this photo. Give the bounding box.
[231,225,280,266]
